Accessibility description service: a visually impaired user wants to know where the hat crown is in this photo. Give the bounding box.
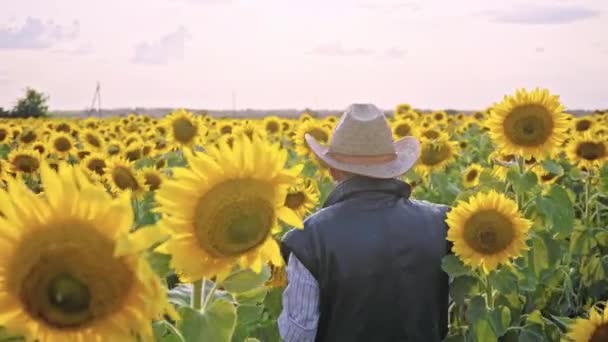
[328,104,395,156]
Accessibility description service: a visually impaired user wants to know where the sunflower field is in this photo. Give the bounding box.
[0,88,607,342]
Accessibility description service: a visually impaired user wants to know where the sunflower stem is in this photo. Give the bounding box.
[484,273,494,309]
[202,282,219,312]
[583,173,592,226]
[191,279,203,310]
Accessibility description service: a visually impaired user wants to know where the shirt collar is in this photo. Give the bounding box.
[323,176,411,208]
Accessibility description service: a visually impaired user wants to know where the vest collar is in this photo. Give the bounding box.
[323,176,411,208]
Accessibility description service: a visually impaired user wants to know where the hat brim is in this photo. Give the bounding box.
[305,134,420,179]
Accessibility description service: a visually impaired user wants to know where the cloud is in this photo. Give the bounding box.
[356,2,421,12]
[310,41,374,57]
[0,17,79,50]
[385,47,407,58]
[483,5,600,25]
[132,27,191,65]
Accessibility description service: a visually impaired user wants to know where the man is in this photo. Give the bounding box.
[278,104,451,342]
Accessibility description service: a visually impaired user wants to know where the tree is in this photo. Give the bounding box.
[0,107,10,117]
[12,88,49,118]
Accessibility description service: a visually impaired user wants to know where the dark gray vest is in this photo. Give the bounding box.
[282,176,450,342]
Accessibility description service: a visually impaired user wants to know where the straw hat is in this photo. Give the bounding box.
[305,103,420,179]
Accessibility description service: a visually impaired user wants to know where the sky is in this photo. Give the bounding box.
[0,0,607,111]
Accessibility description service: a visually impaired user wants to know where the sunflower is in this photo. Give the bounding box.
[263,116,282,136]
[446,191,532,273]
[7,148,41,177]
[217,121,235,136]
[566,132,608,171]
[415,138,459,177]
[233,122,267,142]
[104,157,145,196]
[48,133,76,159]
[487,88,569,159]
[418,127,448,141]
[574,117,594,133]
[141,167,165,192]
[531,165,562,185]
[164,109,203,147]
[566,303,608,342]
[284,178,320,219]
[81,129,105,151]
[81,153,108,180]
[462,164,483,188]
[0,123,12,144]
[155,135,303,281]
[431,111,448,123]
[106,141,125,157]
[391,119,416,139]
[124,144,143,162]
[0,164,169,341]
[18,128,39,145]
[294,121,331,159]
[394,103,412,118]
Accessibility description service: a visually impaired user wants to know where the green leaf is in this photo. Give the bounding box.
[526,310,545,328]
[508,169,538,194]
[450,276,479,306]
[490,269,518,294]
[223,266,271,294]
[178,299,237,342]
[489,306,511,337]
[234,287,268,305]
[541,159,563,175]
[535,185,575,237]
[441,254,473,278]
[570,225,597,255]
[472,318,497,342]
[237,305,264,326]
[153,321,184,342]
[147,251,172,278]
[466,296,487,324]
[263,288,283,319]
[531,235,549,277]
[581,254,606,286]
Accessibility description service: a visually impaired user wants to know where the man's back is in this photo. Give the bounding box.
[283,176,450,342]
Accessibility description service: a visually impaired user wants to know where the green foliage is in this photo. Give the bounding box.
[10,87,49,118]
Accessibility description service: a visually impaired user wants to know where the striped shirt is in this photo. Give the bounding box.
[278,253,320,342]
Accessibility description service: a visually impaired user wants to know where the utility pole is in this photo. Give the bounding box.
[89,81,102,117]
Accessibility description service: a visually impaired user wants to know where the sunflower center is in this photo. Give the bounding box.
[56,123,71,133]
[34,144,46,154]
[85,134,102,148]
[194,179,275,258]
[173,118,197,143]
[420,142,451,166]
[466,169,479,182]
[285,192,306,210]
[503,105,554,147]
[144,173,162,191]
[308,128,329,144]
[591,323,608,342]
[54,137,72,152]
[266,121,280,134]
[463,210,515,254]
[395,124,411,137]
[111,166,139,191]
[126,148,142,162]
[20,131,37,144]
[0,128,7,141]
[220,125,233,135]
[575,120,592,132]
[13,222,134,329]
[540,173,558,182]
[423,130,440,140]
[87,159,106,176]
[576,142,606,161]
[12,155,40,173]
[47,273,91,315]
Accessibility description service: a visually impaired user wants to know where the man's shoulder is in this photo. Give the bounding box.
[408,199,450,217]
